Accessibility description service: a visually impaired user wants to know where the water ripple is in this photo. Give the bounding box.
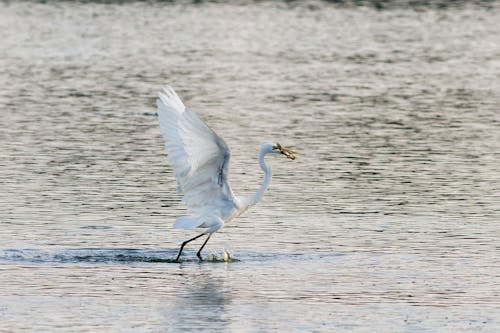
[1,1,499,332]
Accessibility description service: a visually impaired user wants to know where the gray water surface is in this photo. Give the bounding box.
[1,1,499,332]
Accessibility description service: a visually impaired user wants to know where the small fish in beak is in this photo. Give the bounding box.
[276,143,297,160]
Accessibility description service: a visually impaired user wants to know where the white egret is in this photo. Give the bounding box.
[157,85,296,261]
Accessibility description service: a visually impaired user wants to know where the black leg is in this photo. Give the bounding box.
[196,234,212,261]
[175,233,205,261]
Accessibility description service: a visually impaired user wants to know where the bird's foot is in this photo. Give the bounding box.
[174,252,183,263]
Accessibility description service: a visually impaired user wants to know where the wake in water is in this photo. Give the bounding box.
[0,248,340,265]
[0,248,237,264]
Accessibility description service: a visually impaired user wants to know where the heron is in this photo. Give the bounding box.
[156,85,296,261]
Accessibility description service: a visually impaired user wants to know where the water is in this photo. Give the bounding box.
[1,1,500,331]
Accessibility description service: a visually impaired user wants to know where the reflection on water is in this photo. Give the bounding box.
[1,0,500,332]
[169,271,232,332]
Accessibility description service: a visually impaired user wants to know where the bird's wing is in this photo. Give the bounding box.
[157,85,236,215]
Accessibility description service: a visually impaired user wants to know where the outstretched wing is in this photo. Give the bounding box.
[156,85,236,215]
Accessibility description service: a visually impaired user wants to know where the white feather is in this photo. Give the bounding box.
[157,85,237,232]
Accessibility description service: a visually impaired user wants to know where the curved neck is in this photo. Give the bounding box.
[245,148,272,207]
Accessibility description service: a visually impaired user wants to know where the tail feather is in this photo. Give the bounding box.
[174,216,203,229]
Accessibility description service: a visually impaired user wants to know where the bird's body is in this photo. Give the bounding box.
[156,85,296,261]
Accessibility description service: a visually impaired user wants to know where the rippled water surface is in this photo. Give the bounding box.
[1,1,500,332]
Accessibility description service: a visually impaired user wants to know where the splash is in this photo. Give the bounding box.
[205,248,235,262]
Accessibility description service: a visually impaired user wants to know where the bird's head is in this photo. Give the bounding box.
[271,143,297,160]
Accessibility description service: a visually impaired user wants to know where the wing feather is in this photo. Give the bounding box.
[157,85,235,216]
